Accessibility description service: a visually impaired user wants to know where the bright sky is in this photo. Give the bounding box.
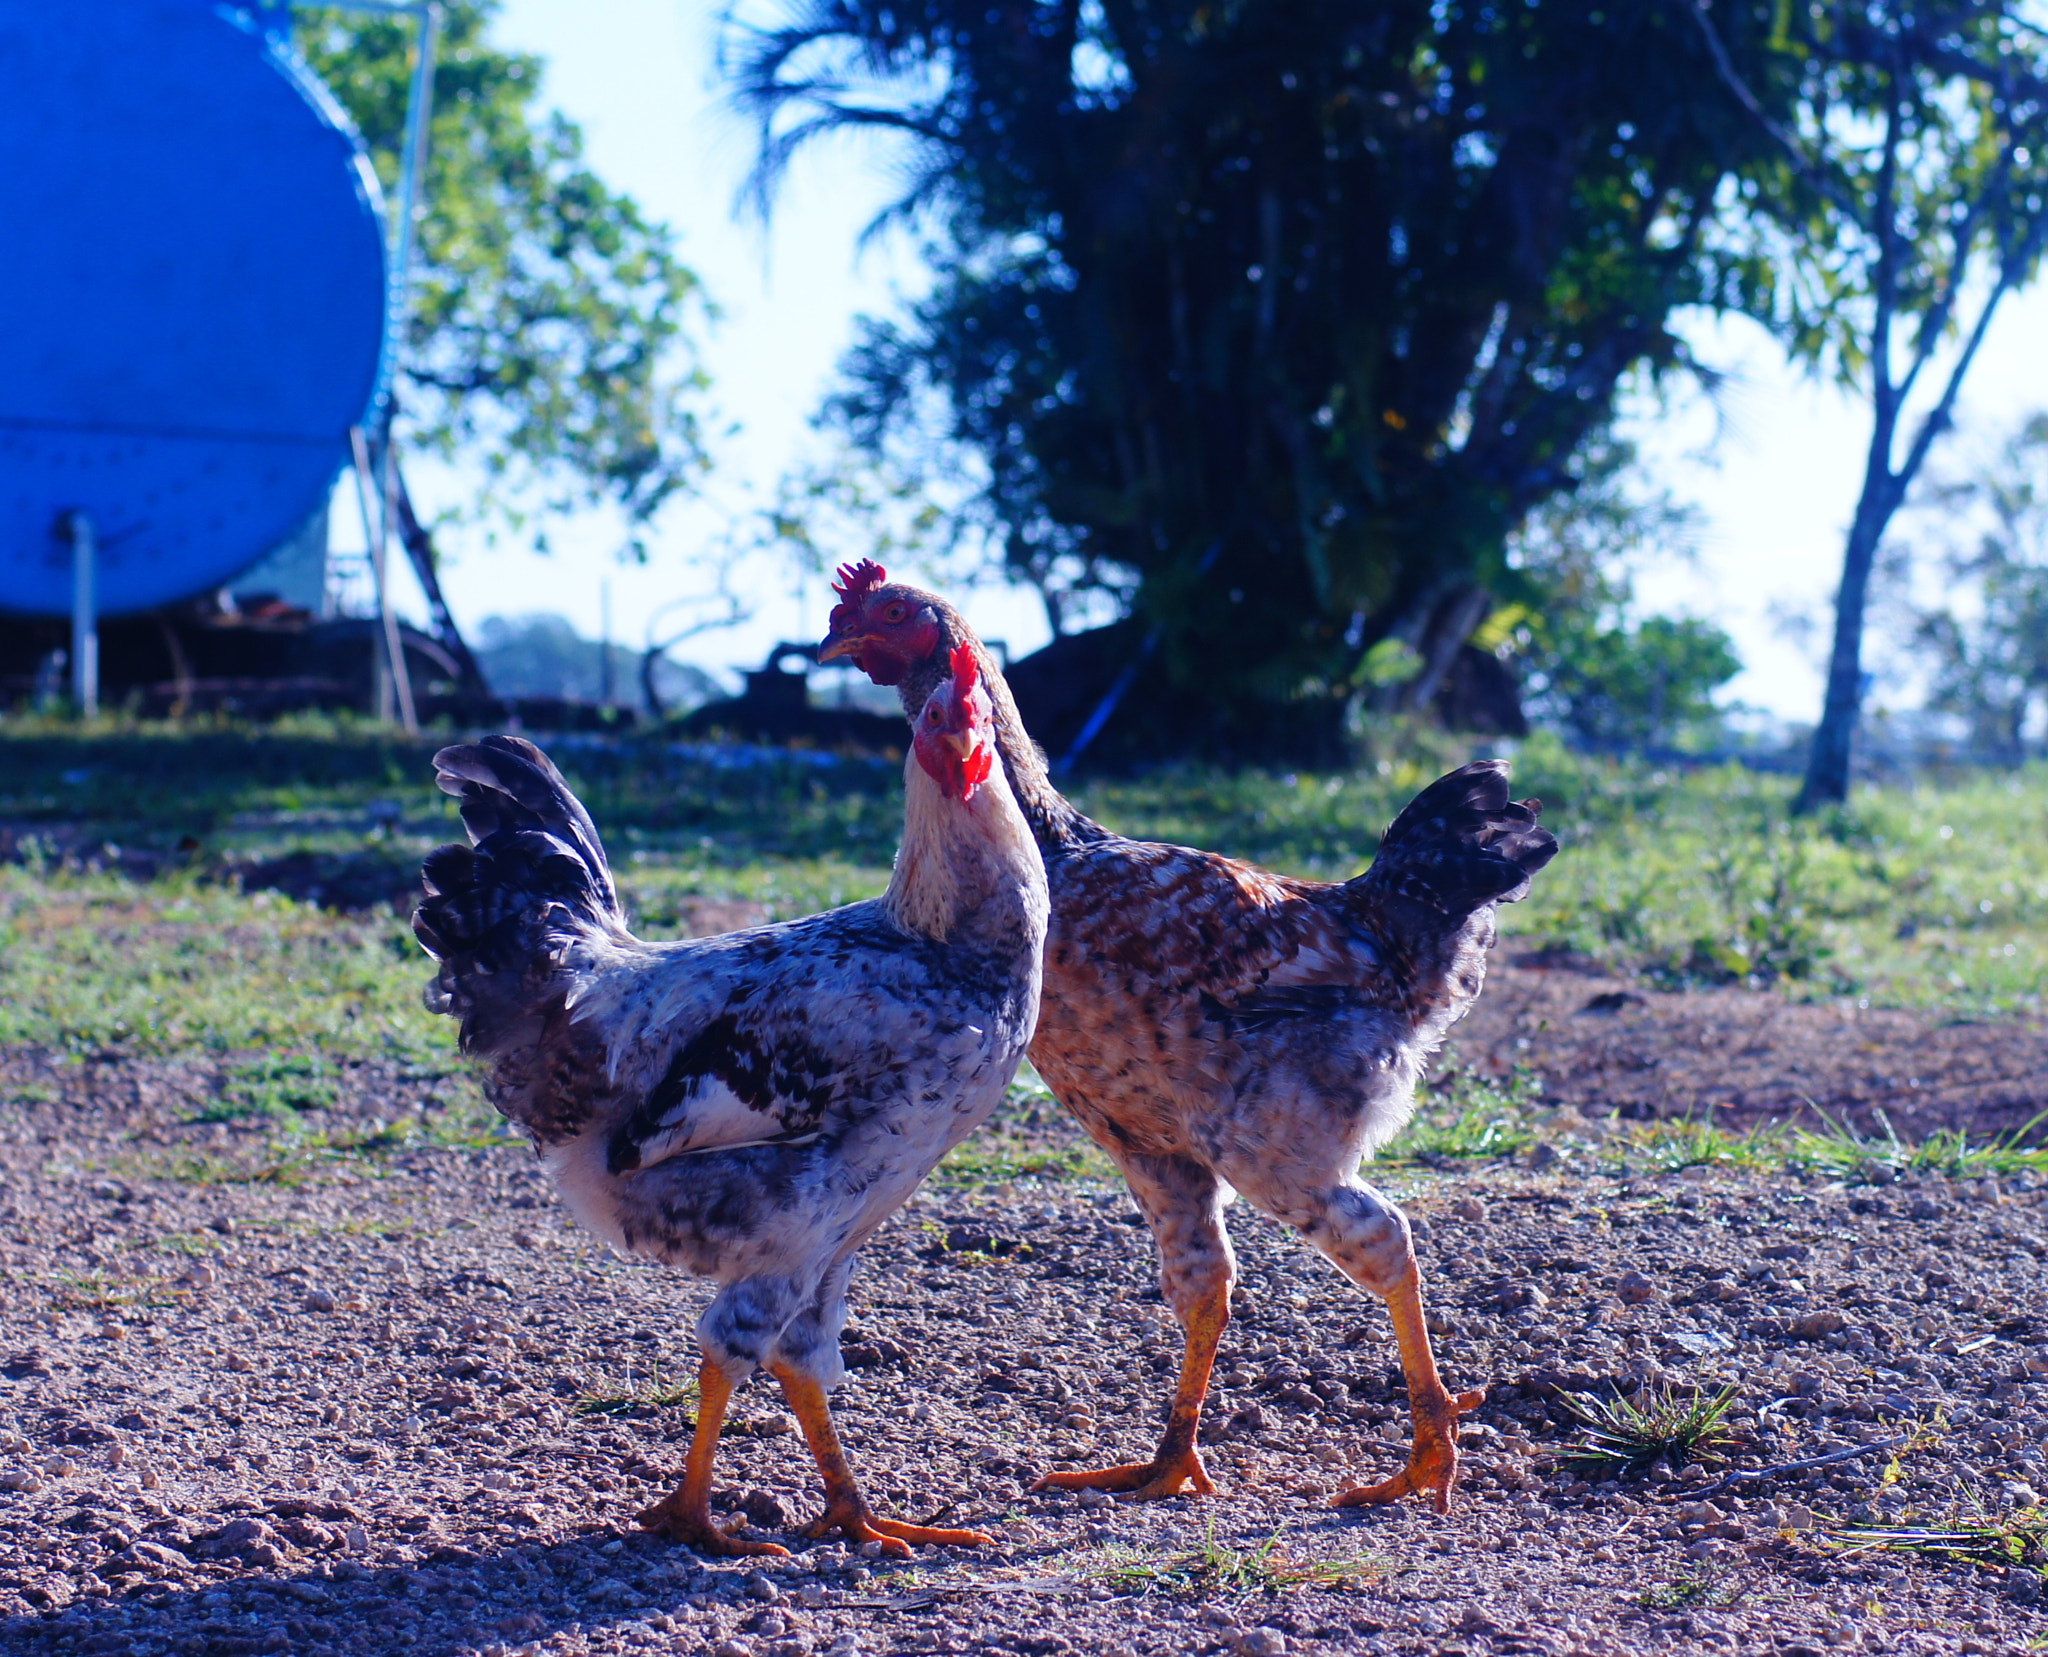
[380,0,2048,720]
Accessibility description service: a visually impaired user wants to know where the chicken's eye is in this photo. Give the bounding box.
[884,603,908,623]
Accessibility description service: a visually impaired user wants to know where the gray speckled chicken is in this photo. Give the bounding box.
[411,649,1046,1557]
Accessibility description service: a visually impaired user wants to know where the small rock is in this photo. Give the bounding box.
[1789,1311,1847,1341]
[1615,1272,1658,1305]
[1450,1197,1487,1223]
[0,1470,40,1493]
[1235,1629,1289,1657]
[755,1414,796,1438]
[740,1488,788,1529]
[126,1540,189,1571]
[713,1643,754,1657]
[743,1571,781,1603]
[304,1289,337,1313]
[1525,1142,1563,1171]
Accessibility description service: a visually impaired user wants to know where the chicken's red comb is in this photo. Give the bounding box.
[832,559,887,606]
[950,643,980,698]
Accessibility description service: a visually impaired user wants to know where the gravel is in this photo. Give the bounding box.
[2,1043,2045,1656]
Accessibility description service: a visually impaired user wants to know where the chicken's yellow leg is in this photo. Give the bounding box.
[771,1363,995,1558]
[1333,1261,1482,1514]
[638,1360,791,1557]
[1031,1280,1225,1500]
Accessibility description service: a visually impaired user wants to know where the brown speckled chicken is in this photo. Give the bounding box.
[412,650,1046,1556]
[822,562,1555,1512]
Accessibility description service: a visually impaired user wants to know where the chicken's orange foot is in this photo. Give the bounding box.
[1332,1384,1484,1515]
[801,1501,994,1557]
[636,1490,791,1558]
[1030,1445,1215,1501]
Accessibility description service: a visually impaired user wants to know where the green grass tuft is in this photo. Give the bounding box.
[1094,1517,1392,1598]
[1560,1381,1739,1478]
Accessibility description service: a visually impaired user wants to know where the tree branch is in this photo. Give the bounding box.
[1688,1,1863,217]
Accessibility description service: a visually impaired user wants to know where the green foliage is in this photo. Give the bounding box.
[292,1,712,537]
[1387,1068,1543,1165]
[200,1055,343,1122]
[1897,412,2048,759]
[1723,8,2048,394]
[1094,1518,1390,1597]
[1560,1382,1738,1479]
[0,867,448,1064]
[1829,1497,2048,1579]
[1497,431,1741,753]
[730,0,1797,744]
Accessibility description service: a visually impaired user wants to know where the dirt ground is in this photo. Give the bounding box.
[1458,961,2048,1147]
[2,997,2046,1657]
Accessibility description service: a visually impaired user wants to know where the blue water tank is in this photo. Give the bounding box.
[0,0,388,617]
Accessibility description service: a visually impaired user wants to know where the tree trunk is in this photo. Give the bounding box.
[1796,500,1888,812]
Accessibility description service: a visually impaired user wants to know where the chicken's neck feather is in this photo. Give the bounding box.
[883,746,1046,946]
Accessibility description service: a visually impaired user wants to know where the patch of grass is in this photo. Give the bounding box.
[573,1360,699,1419]
[1636,1564,1744,1611]
[1387,1068,1544,1164]
[1600,1110,2048,1185]
[43,1268,181,1311]
[0,866,451,1064]
[1095,1518,1392,1598]
[146,1231,219,1256]
[934,1067,1118,1189]
[15,721,2048,1072]
[114,1088,510,1188]
[191,1055,343,1122]
[1827,1491,2048,1579]
[1559,1382,1738,1478]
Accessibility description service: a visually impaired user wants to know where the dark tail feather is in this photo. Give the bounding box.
[1353,759,1557,918]
[412,736,625,1057]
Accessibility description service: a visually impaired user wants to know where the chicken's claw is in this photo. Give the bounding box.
[1333,1384,1484,1514]
[637,1492,791,1558]
[803,1501,994,1557]
[1030,1446,1216,1501]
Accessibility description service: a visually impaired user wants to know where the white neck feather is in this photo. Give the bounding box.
[883,748,1039,942]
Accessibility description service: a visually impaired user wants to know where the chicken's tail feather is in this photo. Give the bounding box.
[1354,759,1557,918]
[412,735,626,1060]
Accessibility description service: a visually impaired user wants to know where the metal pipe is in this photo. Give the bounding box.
[349,425,417,731]
[68,513,97,717]
[378,433,420,732]
[378,1,438,422]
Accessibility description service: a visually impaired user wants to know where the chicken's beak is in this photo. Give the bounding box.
[818,630,867,664]
[937,728,978,760]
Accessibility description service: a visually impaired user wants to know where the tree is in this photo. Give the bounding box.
[1500,434,1741,753]
[295,2,712,545]
[727,0,1797,754]
[1898,413,2048,758]
[1690,3,2048,809]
